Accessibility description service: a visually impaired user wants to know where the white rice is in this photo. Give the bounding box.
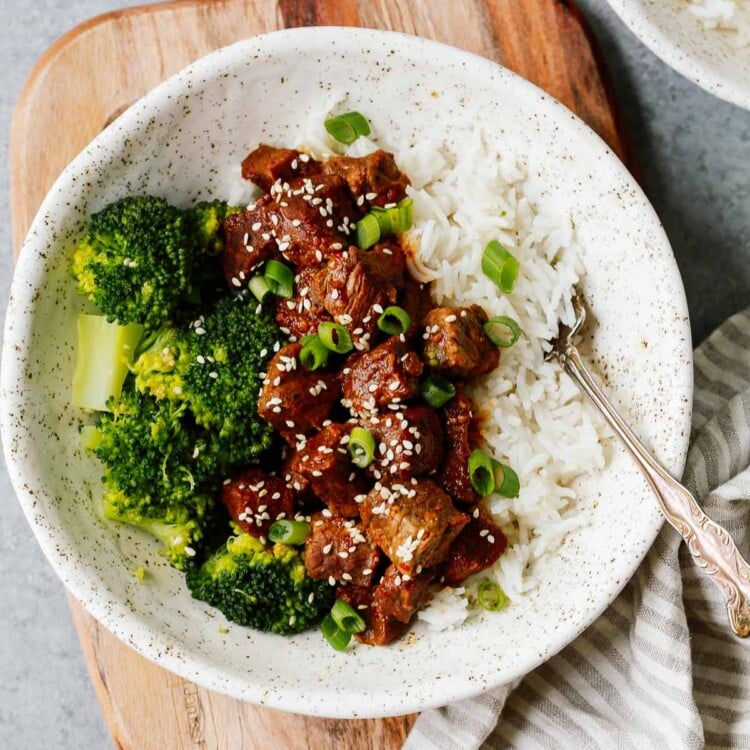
[291,117,607,631]
[686,0,750,45]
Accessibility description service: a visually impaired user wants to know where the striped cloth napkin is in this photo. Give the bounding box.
[405,308,750,750]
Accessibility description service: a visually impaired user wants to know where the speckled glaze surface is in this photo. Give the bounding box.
[0,28,692,718]
[606,0,750,109]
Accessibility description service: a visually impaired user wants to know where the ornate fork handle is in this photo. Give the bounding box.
[557,343,750,637]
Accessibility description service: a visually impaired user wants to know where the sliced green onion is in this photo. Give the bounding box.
[377,306,411,336]
[482,240,519,293]
[331,599,367,634]
[248,275,272,303]
[484,316,522,348]
[371,206,393,235]
[492,460,521,498]
[299,336,329,371]
[318,321,353,354]
[468,449,496,497]
[263,259,294,299]
[349,427,376,468]
[477,579,507,611]
[356,213,381,249]
[391,198,413,233]
[324,111,371,144]
[268,520,311,545]
[80,425,102,451]
[321,613,352,651]
[420,375,456,408]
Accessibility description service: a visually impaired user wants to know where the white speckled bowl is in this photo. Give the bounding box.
[606,0,750,109]
[0,28,692,718]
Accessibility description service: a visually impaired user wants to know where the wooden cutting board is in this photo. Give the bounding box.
[9,1,630,748]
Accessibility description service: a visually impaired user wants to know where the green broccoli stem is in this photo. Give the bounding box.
[71,314,144,412]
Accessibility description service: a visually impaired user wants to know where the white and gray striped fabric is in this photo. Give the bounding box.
[406,307,750,750]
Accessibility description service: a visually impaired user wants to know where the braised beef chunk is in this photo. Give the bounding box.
[274,265,331,339]
[356,601,409,646]
[257,343,340,444]
[399,275,434,338]
[290,423,368,517]
[305,513,381,586]
[364,405,444,480]
[322,150,410,208]
[435,393,478,504]
[360,478,468,576]
[241,144,321,192]
[422,305,500,379]
[442,506,508,585]
[221,468,295,539]
[318,244,405,345]
[342,337,423,415]
[221,198,280,288]
[268,175,360,269]
[373,565,434,623]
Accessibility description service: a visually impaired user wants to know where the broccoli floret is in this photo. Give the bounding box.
[92,390,224,569]
[189,200,243,255]
[186,533,334,634]
[71,196,240,330]
[94,389,218,508]
[102,487,207,571]
[133,293,282,471]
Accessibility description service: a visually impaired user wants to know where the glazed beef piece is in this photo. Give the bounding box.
[266,175,360,269]
[322,150,410,208]
[364,405,444,480]
[398,276,434,338]
[241,144,321,192]
[317,244,405,346]
[305,513,381,587]
[274,265,331,339]
[435,392,478,505]
[356,566,434,646]
[221,468,295,540]
[360,478,469,576]
[257,343,340,444]
[221,197,280,288]
[289,423,369,517]
[373,565,434,623]
[422,305,500,379]
[341,337,423,415]
[441,506,508,585]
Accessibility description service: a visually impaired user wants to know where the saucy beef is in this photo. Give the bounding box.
[321,150,410,208]
[317,244,405,346]
[441,506,508,585]
[364,405,444,480]
[241,144,321,192]
[289,423,369,517]
[257,343,340,444]
[274,265,331,339]
[422,305,500,379]
[360,478,468,576]
[221,198,280,288]
[341,337,423,415]
[221,468,295,539]
[269,175,360,269]
[435,392,478,505]
[305,513,381,587]
[242,145,510,646]
[399,275,434,338]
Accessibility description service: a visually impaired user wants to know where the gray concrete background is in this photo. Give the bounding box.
[0,1,748,748]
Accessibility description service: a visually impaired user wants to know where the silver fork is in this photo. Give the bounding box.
[548,294,750,637]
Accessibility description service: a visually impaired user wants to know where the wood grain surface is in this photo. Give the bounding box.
[9,1,628,748]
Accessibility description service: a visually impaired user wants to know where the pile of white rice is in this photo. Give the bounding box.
[229,115,608,631]
[685,0,750,44]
